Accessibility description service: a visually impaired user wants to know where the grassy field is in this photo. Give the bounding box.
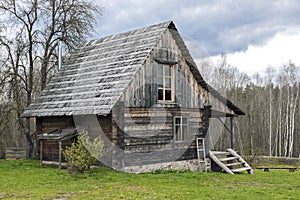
[0,160,299,199]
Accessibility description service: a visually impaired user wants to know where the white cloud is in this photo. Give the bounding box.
[94,0,300,55]
[94,0,300,76]
[212,29,300,75]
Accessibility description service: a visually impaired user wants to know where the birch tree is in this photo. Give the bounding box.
[265,66,276,156]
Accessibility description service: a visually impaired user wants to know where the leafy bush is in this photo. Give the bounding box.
[63,131,104,174]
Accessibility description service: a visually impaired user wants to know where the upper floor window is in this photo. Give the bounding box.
[157,64,173,102]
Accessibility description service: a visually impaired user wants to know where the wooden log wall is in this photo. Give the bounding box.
[120,29,214,166]
[123,107,203,166]
[36,116,74,135]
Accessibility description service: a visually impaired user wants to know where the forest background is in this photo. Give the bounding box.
[0,0,299,159]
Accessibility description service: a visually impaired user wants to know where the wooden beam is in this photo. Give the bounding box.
[58,141,62,170]
[40,141,43,166]
[230,117,234,150]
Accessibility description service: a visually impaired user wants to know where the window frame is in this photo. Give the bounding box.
[157,63,174,102]
[174,116,188,142]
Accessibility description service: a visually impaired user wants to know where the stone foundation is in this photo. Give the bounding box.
[123,159,205,173]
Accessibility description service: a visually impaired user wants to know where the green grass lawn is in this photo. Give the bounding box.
[0,160,299,199]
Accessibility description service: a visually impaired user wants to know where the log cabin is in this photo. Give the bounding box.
[22,21,245,173]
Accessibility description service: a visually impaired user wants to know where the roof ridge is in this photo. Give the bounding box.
[81,20,173,48]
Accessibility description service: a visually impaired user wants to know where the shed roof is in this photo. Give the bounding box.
[37,128,78,141]
[22,21,244,117]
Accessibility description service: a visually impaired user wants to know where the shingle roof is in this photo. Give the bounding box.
[22,21,244,117]
[22,21,171,117]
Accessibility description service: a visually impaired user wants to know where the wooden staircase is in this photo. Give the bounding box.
[209,148,254,174]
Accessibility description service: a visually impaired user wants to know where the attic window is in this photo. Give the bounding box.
[157,63,174,102]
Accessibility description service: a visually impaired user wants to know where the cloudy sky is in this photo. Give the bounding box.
[94,0,300,75]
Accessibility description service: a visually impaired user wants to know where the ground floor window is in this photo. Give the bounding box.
[174,116,188,142]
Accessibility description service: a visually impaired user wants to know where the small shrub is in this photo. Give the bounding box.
[63,131,104,174]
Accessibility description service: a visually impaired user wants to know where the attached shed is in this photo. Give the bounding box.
[22,21,245,172]
[37,128,78,169]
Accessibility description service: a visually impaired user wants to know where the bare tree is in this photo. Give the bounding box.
[39,0,101,89]
[0,0,101,157]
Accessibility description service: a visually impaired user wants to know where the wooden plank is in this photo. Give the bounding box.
[5,155,26,159]
[226,162,243,167]
[5,147,26,151]
[42,161,68,168]
[219,156,239,162]
[59,141,62,170]
[210,151,230,156]
[40,141,43,166]
[145,58,152,107]
[231,167,252,173]
[5,147,26,159]
[4,151,25,155]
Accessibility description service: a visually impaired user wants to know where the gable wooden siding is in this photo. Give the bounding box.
[123,29,209,110]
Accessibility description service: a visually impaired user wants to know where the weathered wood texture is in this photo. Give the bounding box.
[40,140,73,162]
[23,21,246,168]
[122,107,203,166]
[36,116,74,135]
[209,94,234,116]
[5,147,26,159]
[36,116,113,161]
[36,116,74,160]
[22,22,172,117]
[22,20,244,118]
[124,29,208,110]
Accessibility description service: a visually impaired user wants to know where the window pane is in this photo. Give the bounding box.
[175,118,181,125]
[182,118,187,125]
[165,90,172,100]
[182,126,187,140]
[158,89,163,100]
[176,125,181,141]
[165,78,171,88]
[157,64,163,76]
[157,77,163,88]
[164,65,171,76]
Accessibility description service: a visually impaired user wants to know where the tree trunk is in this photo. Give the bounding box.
[269,84,272,156]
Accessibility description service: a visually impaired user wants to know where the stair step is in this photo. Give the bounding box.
[219,156,240,162]
[210,151,230,156]
[231,167,252,173]
[226,162,243,167]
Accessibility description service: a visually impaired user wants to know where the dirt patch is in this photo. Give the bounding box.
[52,193,74,200]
